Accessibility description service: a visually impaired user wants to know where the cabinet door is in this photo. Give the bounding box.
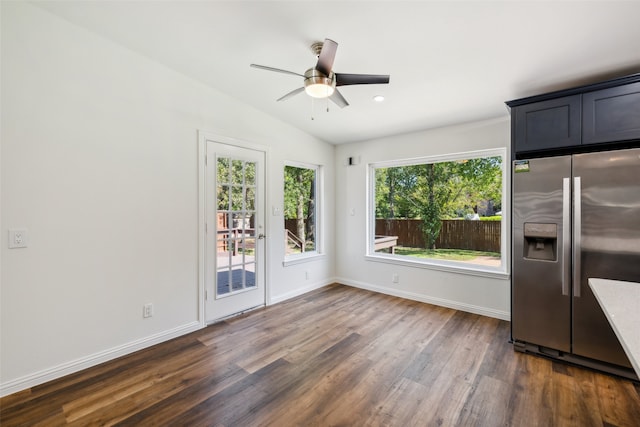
[583,82,640,145]
[513,95,581,153]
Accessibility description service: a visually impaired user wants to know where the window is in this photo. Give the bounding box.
[284,162,321,261]
[368,149,506,275]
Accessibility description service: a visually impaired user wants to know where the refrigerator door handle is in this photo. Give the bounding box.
[573,176,582,298]
[562,177,571,296]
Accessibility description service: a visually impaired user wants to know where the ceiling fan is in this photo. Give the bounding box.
[250,38,390,108]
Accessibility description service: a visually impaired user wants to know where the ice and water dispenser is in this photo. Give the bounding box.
[523,223,557,261]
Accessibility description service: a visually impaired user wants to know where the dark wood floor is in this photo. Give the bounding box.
[2,284,640,426]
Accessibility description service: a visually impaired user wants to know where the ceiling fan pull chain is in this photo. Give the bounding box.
[311,97,315,120]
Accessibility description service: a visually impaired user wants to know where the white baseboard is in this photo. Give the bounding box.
[0,321,202,398]
[269,278,336,305]
[336,277,510,321]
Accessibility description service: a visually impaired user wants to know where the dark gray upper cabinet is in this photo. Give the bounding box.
[507,74,640,157]
[513,95,581,153]
[583,82,640,145]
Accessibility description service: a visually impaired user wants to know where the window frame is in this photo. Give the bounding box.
[283,160,324,266]
[366,148,508,279]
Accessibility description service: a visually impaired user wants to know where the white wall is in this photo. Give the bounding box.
[0,2,335,395]
[335,118,511,319]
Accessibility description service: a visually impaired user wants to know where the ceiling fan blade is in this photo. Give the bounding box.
[250,64,304,77]
[315,38,338,76]
[329,89,349,108]
[277,87,305,102]
[335,73,390,86]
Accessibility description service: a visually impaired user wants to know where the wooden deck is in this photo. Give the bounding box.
[2,284,639,426]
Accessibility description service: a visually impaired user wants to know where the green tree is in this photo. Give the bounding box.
[420,163,442,249]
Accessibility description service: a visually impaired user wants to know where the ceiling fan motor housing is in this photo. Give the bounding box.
[304,68,336,98]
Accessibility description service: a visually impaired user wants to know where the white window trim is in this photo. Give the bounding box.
[366,148,509,277]
[283,160,323,265]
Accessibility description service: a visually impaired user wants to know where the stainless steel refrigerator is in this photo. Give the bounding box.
[512,148,640,378]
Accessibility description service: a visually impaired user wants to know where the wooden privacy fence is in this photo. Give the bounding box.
[375,219,501,253]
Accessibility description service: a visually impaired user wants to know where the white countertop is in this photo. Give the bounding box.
[589,278,640,378]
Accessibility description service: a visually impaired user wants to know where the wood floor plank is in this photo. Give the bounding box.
[112,362,247,426]
[246,352,375,426]
[454,375,512,427]
[2,283,639,426]
[365,376,433,427]
[402,318,492,425]
[594,370,640,427]
[509,352,557,426]
[66,349,245,426]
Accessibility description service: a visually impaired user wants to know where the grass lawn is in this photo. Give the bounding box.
[394,246,500,261]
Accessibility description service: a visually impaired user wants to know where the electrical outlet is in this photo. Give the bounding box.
[305,271,309,280]
[392,273,399,284]
[143,303,153,318]
[8,229,28,249]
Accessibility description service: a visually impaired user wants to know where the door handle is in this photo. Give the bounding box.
[573,176,581,298]
[562,178,570,296]
[258,233,266,240]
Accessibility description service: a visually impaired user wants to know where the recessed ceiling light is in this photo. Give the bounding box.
[373,95,385,102]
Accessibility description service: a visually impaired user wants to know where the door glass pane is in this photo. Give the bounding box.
[217,158,230,183]
[217,185,229,210]
[231,186,243,211]
[232,160,244,184]
[245,162,256,185]
[216,156,258,297]
[246,188,255,211]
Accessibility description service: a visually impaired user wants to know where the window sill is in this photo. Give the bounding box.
[365,254,510,280]
[283,253,326,267]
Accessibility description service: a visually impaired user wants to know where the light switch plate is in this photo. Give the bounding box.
[9,229,28,249]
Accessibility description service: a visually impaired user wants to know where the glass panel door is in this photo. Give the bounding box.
[206,142,265,322]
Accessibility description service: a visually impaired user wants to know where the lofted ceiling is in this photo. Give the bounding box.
[33,1,640,145]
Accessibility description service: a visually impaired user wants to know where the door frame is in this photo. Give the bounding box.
[198,131,270,325]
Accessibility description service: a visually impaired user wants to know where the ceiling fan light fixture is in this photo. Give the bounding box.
[304,68,335,98]
[305,83,335,98]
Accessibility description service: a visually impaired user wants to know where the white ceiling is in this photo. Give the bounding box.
[33,1,640,145]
